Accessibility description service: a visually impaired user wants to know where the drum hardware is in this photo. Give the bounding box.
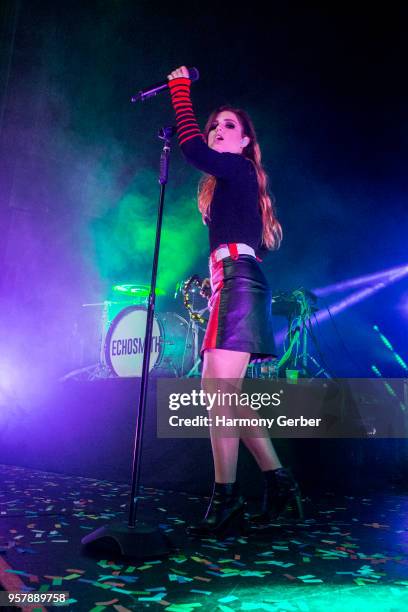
[60,296,195,380]
[184,317,203,377]
[182,275,210,325]
[178,274,209,377]
[60,300,131,382]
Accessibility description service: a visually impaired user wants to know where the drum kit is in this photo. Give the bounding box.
[61,279,207,381]
[61,280,324,381]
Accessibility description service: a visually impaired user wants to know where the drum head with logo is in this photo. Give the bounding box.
[105,306,163,377]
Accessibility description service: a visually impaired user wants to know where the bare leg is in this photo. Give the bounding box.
[235,398,282,471]
[203,349,282,483]
[202,348,250,483]
[241,436,282,471]
[202,348,283,477]
[190,348,291,536]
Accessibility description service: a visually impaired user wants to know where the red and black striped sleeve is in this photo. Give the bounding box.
[168,77,251,179]
[168,77,204,146]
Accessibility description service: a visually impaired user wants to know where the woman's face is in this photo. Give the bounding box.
[207,111,249,154]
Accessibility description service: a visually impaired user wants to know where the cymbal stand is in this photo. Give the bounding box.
[298,317,331,378]
[186,306,207,377]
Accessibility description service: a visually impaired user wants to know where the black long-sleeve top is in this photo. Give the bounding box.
[169,78,263,255]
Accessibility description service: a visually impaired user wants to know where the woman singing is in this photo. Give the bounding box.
[167,66,302,536]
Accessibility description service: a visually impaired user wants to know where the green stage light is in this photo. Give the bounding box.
[218,583,408,611]
[91,182,207,295]
[373,324,408,371]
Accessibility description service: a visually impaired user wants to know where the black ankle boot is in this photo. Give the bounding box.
[249,467,303,524]
[187,482,245,537]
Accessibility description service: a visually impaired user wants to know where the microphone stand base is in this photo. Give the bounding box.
[81,522,171,559]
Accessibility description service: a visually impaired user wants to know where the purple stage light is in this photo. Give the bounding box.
[275,263,408,346]
[0,359,18,398]
[314,263,408,297]
[314,265,408,324]
[0,358,20,425]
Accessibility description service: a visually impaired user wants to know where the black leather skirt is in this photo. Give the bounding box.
[201,254,277,360]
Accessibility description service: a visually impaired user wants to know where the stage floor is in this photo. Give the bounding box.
[0,464,407,611]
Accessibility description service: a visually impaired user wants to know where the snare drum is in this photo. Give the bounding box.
[105,307,194,377]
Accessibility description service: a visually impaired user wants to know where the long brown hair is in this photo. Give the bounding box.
[198,106,282,250]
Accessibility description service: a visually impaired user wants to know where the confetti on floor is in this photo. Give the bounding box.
[0,464,407,611]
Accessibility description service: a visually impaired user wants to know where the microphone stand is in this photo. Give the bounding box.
[81,127,175,558]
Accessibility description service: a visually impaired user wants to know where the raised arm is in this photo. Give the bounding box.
[167,70,250,179]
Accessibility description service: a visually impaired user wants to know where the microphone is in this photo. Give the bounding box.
[131,67,199,103]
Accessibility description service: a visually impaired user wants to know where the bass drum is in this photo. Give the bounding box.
[105,306,163,377]
[105,307,194,377]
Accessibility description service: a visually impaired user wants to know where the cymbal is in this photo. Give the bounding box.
[272,290,319,318]
[112,283,166,297]
[82,300,138,307]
